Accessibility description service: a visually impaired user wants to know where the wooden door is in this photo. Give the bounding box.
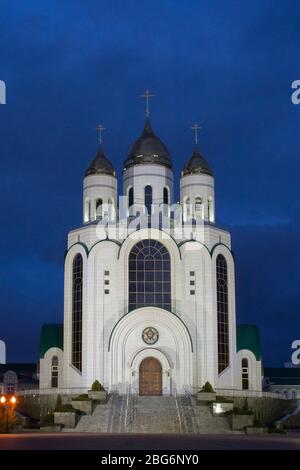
[139,357,162,396]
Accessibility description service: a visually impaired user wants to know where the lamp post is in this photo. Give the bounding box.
[0,394,16,433]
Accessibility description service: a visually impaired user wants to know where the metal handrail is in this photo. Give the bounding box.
[174,390,183,433]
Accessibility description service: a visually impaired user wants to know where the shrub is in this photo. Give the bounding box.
[91,380,104,391]
[216,396,233,404]
[57,404,75,412]
[253,419,263,428]
[54,395,75,413]
[242,398,249,412]
[54,394,62,412]
[72,394,90,401]
[40,413,54,426]
[268,422,285,434]
[200,382,215,393]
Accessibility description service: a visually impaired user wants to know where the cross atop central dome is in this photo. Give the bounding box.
[124,117,172,170]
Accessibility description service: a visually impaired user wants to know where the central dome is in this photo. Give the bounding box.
[124,118,172,170]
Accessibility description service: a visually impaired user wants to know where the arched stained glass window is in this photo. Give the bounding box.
[144,185,152,215]
[72,254,83,371]
[128,239,171,312]
[216,254,229,373]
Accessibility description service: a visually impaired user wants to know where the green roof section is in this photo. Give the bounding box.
[40,323,63,358]
[236,325,261,361]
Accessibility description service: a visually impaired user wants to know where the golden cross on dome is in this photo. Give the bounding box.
[95,124,106,145]
[140,89,154,117]
[191,123,202,145]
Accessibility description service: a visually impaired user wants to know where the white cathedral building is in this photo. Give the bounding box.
[39,104,262,396]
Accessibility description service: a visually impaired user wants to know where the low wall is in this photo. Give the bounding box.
[282,414,300,429]
[17,390,299,425]
[17,394,77,420]
[231,397,299,424]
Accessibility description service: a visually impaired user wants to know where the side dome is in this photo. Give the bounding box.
[85,146,116,177]
[182,146,213,177]
[124,118,172,170]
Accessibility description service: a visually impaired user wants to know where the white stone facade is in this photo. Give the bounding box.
[39,121,262,395]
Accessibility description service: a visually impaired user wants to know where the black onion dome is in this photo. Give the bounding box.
[182,145,213,177]
[85,146,116,177]
[124,118,172,169]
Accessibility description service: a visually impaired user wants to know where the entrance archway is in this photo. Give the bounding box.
[139,357,162,396]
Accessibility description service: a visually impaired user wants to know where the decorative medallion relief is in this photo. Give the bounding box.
[142,327,159,345]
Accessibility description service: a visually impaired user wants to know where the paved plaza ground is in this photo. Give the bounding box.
[0,432,299,450]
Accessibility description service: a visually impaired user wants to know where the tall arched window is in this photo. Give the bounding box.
[84,199,91,223]
[216,254,229,373]
[241,358,249,390]
[108,198,114,220]
[128,239,171,312]
[144,185,152,215]
[185,198,190,220]
[195,197,203,219]
[128,187,134,208]
[163,187,169,205]
[96,198,103,219]
[208,198,213,222]
[51,356,59,388]
[163,187,169,217]
[72,254,83,371]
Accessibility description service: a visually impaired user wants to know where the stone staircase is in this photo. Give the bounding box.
[65,394,127,433]
[177,395,232,434]
[67,394,233,434]
[127,396,181,433]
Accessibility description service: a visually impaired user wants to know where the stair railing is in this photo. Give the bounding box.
[174,390,183,433]
[124,389,135,430]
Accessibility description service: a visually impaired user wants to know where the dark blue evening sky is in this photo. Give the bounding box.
[0,0,299,365]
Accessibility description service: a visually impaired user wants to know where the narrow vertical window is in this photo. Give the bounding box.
[185,198,190,220]
[108,198,114,220]
[96,198,103,219]
[163,187,169,217]
[84,199,91,223]
[208,198,214,222]
[241,358,249,390]
[128,187,134,208]
[163,187,169,205]
[144,185,152,215]
[72,254,83,371]
[195,197,203,219]
[51,356,59,388]
[216,254,229,373]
